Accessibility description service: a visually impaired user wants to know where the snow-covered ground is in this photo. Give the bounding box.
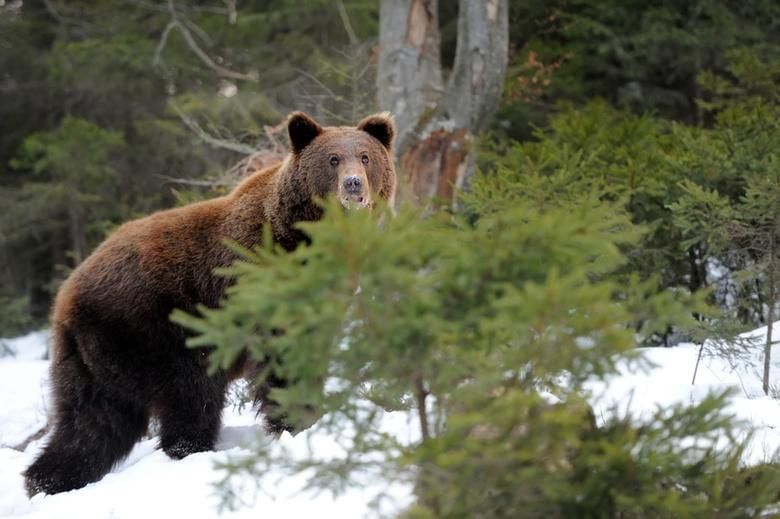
[1,324,779,518]
[589,323,780,465]
[0,332,412,519]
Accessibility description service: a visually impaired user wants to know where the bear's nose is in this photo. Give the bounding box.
[343,175,363,195]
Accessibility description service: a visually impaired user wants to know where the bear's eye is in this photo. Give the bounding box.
[361,154,369,165]
[329,156,339,167]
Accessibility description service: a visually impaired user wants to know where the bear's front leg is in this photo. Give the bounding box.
[251,370,296,435]
[249,365,323,436]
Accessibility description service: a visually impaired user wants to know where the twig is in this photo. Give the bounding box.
[182,16,214,48]
[9,424,48,452]
[691,341,704,385]
[170,103,257,154]
[336,0,359,47]
[175,18,257,81]
[122,0,230,15]
[155,175,234,187]
[0,339,12,357]
[264,122,288,155]
[160,0,258,82]
[153,21,177,68]
[294,67,340,99]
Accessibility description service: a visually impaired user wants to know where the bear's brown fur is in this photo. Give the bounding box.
[23,112,396,496]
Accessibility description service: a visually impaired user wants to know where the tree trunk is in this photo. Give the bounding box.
[68,196,87,266]
[378,0,509,207]
[445,0,509,136]
[766,303,774,395]
[764,227,776,395]
[378,0,443,156]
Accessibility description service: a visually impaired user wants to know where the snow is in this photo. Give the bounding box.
[0,332,412,519]
[589,322,780,464]
[0,330,50,361]
[1,324,779,517]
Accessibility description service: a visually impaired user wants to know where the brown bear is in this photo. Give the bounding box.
[23,111,396,496]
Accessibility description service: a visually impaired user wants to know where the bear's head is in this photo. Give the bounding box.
[286,111,396,210]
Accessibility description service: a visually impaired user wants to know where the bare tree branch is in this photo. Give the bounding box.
[263,121,288,155]
[170,103,257,155]
[121,0,230,16]
[182,16,215,48]
[336,0,359,46]
[294,68,340,100]
[153,21,177,68]
[158,0,259,82]
[42,0,65,24]
[8,425,48,452]
[154,175,234,187]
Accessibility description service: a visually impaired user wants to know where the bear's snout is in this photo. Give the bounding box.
[343,175,362,195]
[339,172,370,209]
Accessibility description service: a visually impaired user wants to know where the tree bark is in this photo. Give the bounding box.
[446,0,509,135]
[378,0,509,207]
[378,0,443,156]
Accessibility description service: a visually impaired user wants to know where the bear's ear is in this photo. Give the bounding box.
[288,111,323,154]
[357,112,395,151]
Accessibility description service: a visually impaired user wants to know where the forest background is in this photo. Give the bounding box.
[3,2,780,515]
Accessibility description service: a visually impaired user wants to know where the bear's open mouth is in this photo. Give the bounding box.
[340,196,371,210]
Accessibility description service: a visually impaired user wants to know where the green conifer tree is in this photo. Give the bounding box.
[176,192,779,516]
[671,49,780,395]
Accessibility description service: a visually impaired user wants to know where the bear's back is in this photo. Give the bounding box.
[53,195,236,327]
[52,160,287,333]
